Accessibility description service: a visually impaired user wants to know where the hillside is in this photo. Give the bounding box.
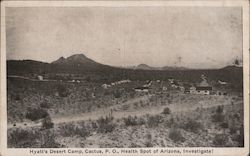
[7,53,243,88]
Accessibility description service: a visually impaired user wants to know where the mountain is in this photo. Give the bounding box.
[161,66,189,71]
[52,54,95,65]
[7,54,243,89]
[7,54,120,75]
[50,53,118,73]
[135,64,155,70]
[134,64,189,71]
[220,65,242,71]
[51,57,66,64]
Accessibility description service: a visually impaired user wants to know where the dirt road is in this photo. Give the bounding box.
[8,94,239,129]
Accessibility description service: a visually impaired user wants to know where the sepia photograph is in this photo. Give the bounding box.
[0,1,249,155]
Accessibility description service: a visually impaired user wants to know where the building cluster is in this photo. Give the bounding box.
[102,79,131,89]
[133,75,228,96]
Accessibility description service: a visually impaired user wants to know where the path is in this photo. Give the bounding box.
[7,94,237,129]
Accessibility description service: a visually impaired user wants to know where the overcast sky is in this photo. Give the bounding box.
[6,7,242,69]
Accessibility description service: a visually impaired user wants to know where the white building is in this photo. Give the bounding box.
[37,75,43,80]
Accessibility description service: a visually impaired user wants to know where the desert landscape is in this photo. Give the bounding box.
[7,54,244,148]
[5,6,244,149]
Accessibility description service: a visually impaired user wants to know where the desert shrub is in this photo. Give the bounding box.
[8,128,39,148]
[129,143,139,148]
[59,123,89,138]
[124,115,137,126]
[96,116,116,133]
[26,108,49,121]
[91,121,98,129]
[211,113,225,123]
[229,126,237,134]
[40,131,62,148]
[211,106,225,123]
[213,134,228,147]
[56,84,68,97]
[147,115,163,127]
[42,116,54,129]
[121,104,130,111]
[40,102,50,109]
[233,113,240,121]
[232,126,244,147]
[220,122,229,129]
[216,106,224,114]
[162,107,171,115]
[145,141,153,147]
[13,94,21,101]
[113,90,121,98]
[168,128,185,142]
[123,115,145,126]
[181,119,204,133]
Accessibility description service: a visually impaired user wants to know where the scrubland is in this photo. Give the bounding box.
[7,78,244,148]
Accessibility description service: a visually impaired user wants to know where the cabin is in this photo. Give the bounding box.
[190,79,212,95]
[168,78,174,84]
[195,86,212,95]
[37,75,43,80]
[189,86,196,94]
[134,87,150,92]
[162,86,168,91]
[102,84,111,89]
[218,80,228,85]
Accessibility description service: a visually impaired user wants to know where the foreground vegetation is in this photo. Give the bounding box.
[8,103,244,148]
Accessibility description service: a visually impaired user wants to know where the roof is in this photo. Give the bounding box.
[199,79,210,87]
[134,87,150,90]
[196,86,212,91]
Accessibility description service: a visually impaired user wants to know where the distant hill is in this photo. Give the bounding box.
[134,64,189,71]
[7,53,243,90]
[7,54,119,75]
[52,54,96,65]
[135,64,156,70]
[161,66,189,71]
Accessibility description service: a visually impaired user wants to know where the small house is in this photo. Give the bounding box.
[218,80,228,85]
[195,86,212,95]
[162,86,168,91]
[37,75,43,80]
[102,84,111,89]
[134,87,150,92]
[168,78,174,84]
[189,86,196,94]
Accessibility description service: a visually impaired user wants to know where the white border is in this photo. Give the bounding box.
[0,1,249,156]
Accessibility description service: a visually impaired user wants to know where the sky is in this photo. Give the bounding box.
[6,6,242,69]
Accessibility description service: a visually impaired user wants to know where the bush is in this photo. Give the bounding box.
[213,134,228,147]
[40,102,50,109]
[26,108,49,121]
[13,94,21,101]
[59,123,89,138]
[56,84,68,97]
[232,126,244,147]
[96,116,116,133]
[123,115,145,126]
[168,128,185,142]
[162,107,171,115]
[40,131,62,148]
[181,119,204,133]
[220,122,229,129]
[113,90,121,98]
[211,113,225,123]
[216,106,224,114]
[147,115,163,128]
[42,116,54,129]
[8,128,39,148]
